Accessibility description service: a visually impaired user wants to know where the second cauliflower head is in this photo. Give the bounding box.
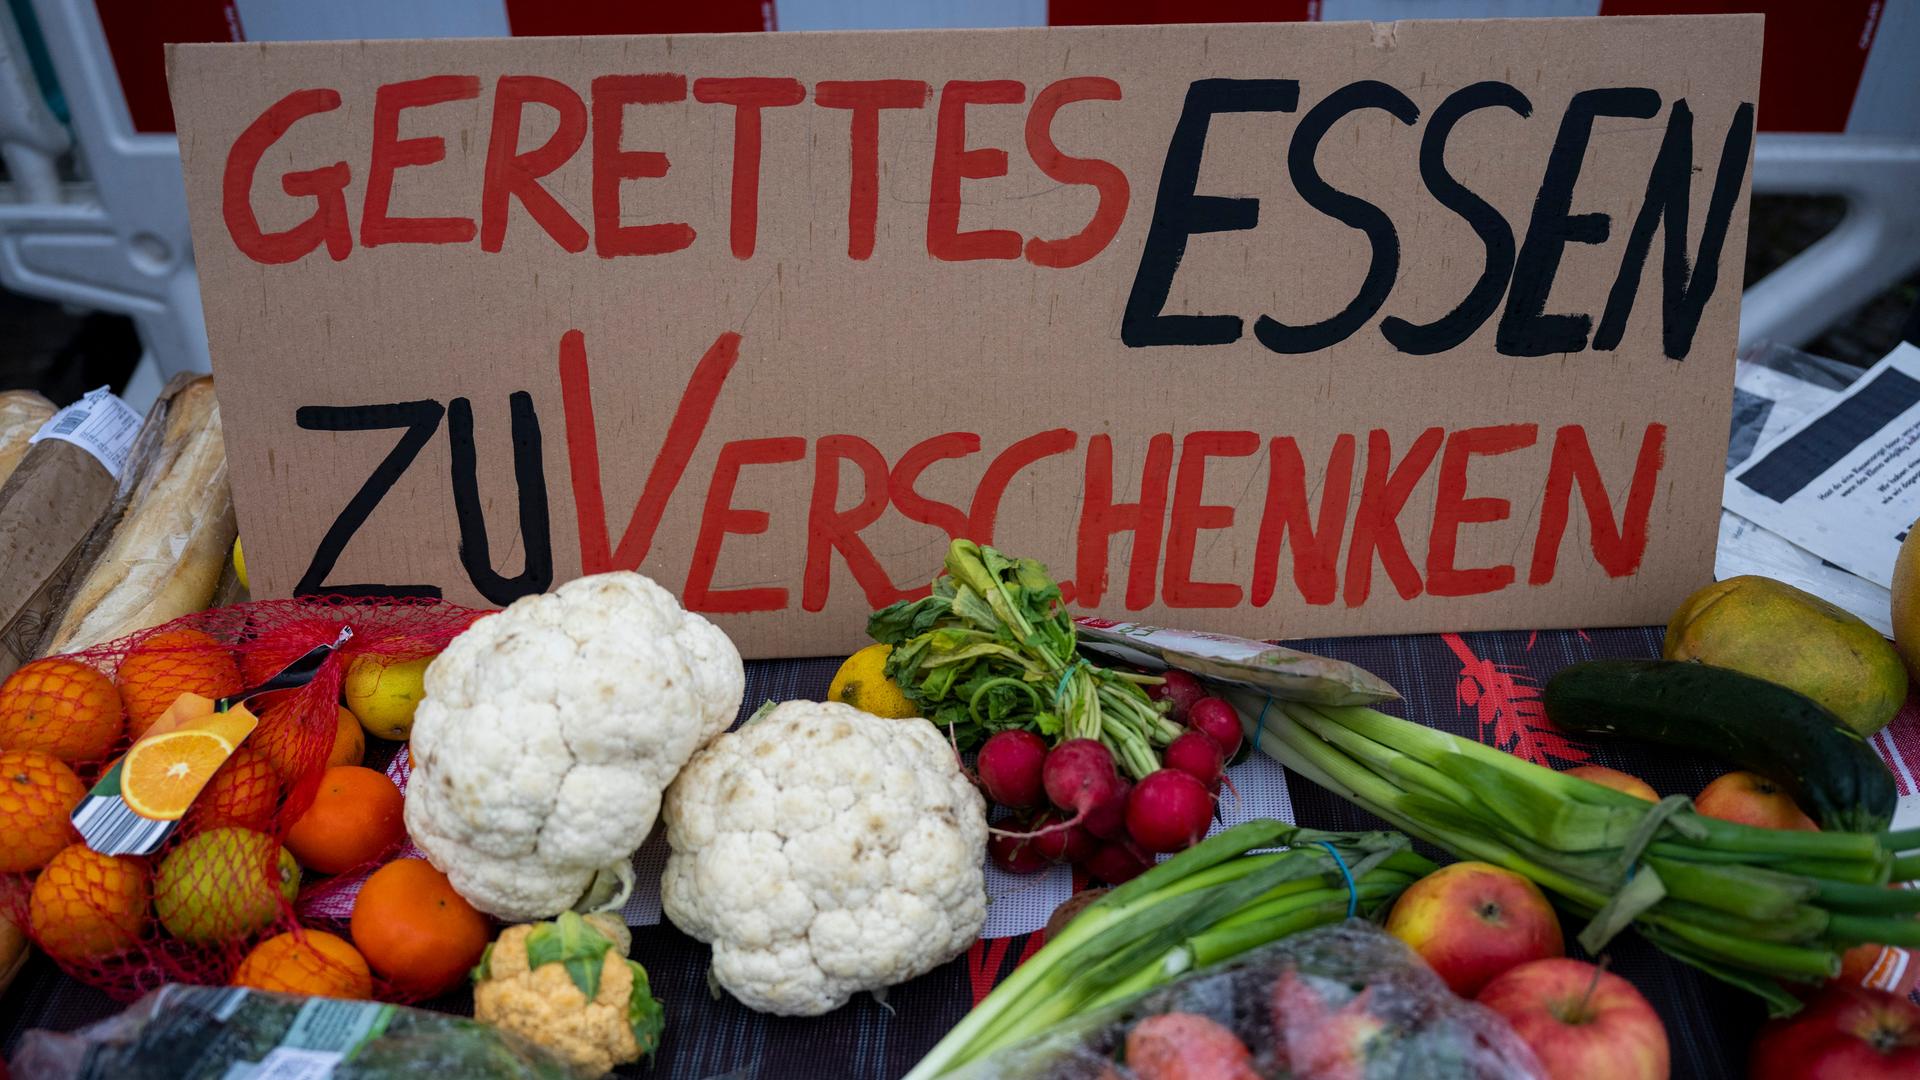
[406,572,745,920]
[661,700,988,1016]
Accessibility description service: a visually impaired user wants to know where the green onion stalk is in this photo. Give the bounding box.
[904,821,1433,1079]
[1232,692,1920,1016]
[870,540,1181,775]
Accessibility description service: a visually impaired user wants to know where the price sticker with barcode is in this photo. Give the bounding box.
[29,386,142,480]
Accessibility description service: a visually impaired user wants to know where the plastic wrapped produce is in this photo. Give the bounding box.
[939,922,1545,1080]
[7,984,574,1079]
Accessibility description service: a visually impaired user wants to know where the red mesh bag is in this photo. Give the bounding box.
[0,596,487,1002]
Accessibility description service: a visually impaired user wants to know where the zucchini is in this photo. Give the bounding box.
[1543,659,1896,833]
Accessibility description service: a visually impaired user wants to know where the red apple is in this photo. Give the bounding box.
[1564,764,1657,802]
[1384,861,1564,997]
[1478,958,1668,1080]
[1750,985,1920,1079]
[1696,770,1817,831]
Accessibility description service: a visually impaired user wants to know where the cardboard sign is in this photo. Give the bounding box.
[168,16,1760,657]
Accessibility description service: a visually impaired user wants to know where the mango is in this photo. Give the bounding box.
[1892,522,1920,685]
[1665,575,1906,737]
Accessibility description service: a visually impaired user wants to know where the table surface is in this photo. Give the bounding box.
[2,627,1777,1079]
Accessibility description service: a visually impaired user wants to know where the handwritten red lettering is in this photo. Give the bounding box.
[1023,77,1130,268]
[222,88,351,264]
[481,76,589,253]
[1529,423,1667,584]
[1427,424,1537,597]
[362,75,481,247]
[1076,433,1174,610]
[560,330,743,574]
[803,435,911,611]
[1344,427,1444,606]
[892,432,981,542]
[685,437,807,613]
[693,77,807,259]
[1252,435,1356,607]
[815,80,930,261]
[968,429,1078,543]
[590,74,695,257]
[928,80,1026,261]
[1163,431,1259,608]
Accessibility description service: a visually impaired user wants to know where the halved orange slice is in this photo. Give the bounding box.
[121,729,235,821]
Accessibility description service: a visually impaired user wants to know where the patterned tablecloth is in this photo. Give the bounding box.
[7,626,1920,1079]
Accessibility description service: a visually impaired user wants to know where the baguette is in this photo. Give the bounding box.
[0,390,56,485]
[0,414,121,675]
[45,378,235,653]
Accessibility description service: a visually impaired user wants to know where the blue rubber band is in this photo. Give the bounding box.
[1317,840,1359,919]
[1052,658,1089,708]
[1253,696,1272,750]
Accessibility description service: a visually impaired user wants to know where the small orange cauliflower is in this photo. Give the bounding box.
[472,912,664,1078]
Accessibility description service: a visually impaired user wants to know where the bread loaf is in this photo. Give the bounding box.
[0,391,55,485]
[0,404,123,675]
[45,378,235,653]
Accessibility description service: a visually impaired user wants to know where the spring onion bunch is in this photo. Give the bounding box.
[870,540,1181,775]
[1238,694,1920,1015]
[904,820,1433,1079]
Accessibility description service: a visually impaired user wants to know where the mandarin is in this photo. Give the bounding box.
[233,929,373,998]
[350,858,489,996]
[186,746,281,832]
[0,657,124,764]
[327,706,364,768]
[253,704,359,784]
[0,749,86,872]
[28,844,149,962]
[284,766,404,875]
[117,630,243,738]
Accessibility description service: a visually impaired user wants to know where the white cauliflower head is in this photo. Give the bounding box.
[406,572,744,920]
[661,700,987,1016]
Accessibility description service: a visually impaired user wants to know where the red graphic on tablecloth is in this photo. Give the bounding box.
[1443,633,1589,767]
[966,932,1046,1006]
[1871,697,1920,799]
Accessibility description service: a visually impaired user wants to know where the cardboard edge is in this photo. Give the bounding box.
[161,13,1768,55]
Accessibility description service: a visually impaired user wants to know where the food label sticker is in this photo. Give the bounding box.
[71,696,259,855]
[248,1047,343,1080]
[28,386,142,480]
[280,997,392,1053]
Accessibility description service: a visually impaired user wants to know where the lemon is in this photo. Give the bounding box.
[344,656,431,740]
[232,537,248,591]
[155,827,299,943]
[828,644,917,719]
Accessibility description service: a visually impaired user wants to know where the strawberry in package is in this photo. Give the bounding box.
[0,596,483,1001]
[940,922,1546,1080]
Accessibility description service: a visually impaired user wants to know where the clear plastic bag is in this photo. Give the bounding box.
[7,984,574,1079]
[945,922,1545,1080]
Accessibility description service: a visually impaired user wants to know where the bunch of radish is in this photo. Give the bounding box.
[984,671,1246,884]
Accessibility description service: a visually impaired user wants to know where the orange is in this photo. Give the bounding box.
[285,766,405,875]
[327,706,364,768]
[116,630,243,739]
[0,749,87,872]
[186,746,281,832]
[350,858,489,996]
[233,929,373,998]
[0,657,125,764]
[253,704,359,784]
[121,728,234,821]
[28,843,149,962]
